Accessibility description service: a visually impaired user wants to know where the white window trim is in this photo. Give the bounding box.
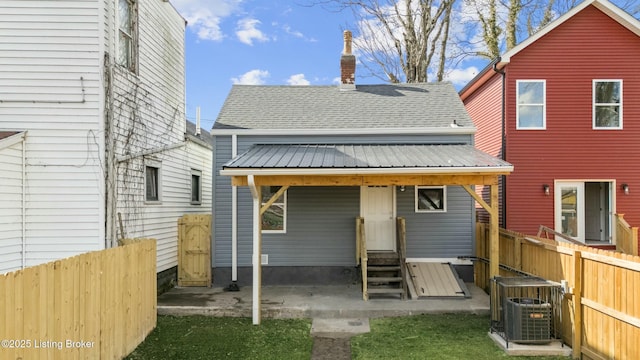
[145,159,162,204]
[516,80,546,130]
[415,186,447,213]
[261,187,287,234]
[191,169,202,205]
[593,79,623,130]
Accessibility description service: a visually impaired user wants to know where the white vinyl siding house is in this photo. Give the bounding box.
[0,2,105,269]
[0,1,207,276]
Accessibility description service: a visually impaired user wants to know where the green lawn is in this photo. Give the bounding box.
[126,314,569,360]
[125,316,313,360]
[352,314,568,360]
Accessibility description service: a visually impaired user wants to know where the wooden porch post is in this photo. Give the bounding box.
[490,183,499,278]
[248,175,262,325]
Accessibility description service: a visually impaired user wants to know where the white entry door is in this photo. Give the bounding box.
[361,186,396,251]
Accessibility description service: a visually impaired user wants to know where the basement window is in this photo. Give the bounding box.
[261,186,286,233]
[415,186,446,213]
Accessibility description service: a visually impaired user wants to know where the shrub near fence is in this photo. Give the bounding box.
[0,239,157,360]
[476,224,640,360]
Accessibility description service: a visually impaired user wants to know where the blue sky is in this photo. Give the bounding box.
[171,0,487,131]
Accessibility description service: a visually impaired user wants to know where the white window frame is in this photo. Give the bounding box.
[261,186,287,234]
[516,80,546,130]
[145,159,161,203]
[593,79,622,130]
[118,0,138,73]
[415,186,447,213]
[190,169,202,205]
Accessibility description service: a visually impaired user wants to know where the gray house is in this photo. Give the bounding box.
[211,32,512,323]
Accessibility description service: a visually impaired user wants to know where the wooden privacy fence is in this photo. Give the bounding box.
[476,223,640,360]
[615,213,639,256]
[0,239,157,360]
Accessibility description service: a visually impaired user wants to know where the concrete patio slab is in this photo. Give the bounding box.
[488,332,573,357]
[157,283,490,319]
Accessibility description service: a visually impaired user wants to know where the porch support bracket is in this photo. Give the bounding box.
[260,185,289,215]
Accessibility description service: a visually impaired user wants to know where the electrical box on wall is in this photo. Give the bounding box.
[261,254,268,265]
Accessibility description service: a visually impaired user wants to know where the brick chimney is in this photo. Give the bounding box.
[340,30,356,90]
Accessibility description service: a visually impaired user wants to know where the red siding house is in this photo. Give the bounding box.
[460,0,640,249]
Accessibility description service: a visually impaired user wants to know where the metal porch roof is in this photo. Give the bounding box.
[221,144,513,176]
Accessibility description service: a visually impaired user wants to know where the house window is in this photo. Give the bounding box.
[191,169,202,205]
[593,80,622,129]
[118,0,137,73]
[516,80,546,129]
[145,161,161,202]
[261,186,286,233]
[415,186,446,212]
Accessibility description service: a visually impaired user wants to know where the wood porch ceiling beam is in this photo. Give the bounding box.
[231,174,505,187]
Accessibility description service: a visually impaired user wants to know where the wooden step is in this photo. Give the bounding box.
[367,288,404,294]
[368,265,401,271]
[367,277,402,283]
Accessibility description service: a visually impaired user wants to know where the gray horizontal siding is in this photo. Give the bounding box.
[213,133,476,267]
[398,186,474,257]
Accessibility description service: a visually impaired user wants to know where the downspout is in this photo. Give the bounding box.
[493,58,507,228]
[231,135,238,283]
[21,132,27,269]
[224,134,240,291]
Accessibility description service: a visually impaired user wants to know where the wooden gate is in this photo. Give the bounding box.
[178,214,212,286]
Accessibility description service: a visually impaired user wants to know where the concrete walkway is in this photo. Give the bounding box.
[157,283,490,318]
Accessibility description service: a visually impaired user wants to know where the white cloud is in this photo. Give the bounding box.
[231,69,270,85]
[236,18,269,45]
[172,0,241,41]
[286,74,310,86]
[282,25,304,38]
[444,66,480,87]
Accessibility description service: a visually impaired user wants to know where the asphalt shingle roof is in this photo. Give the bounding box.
[213,83,474,130]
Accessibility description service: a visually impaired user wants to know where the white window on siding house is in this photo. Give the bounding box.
[191,169,202,205]
[516,80,546,129]
[118,0,137,73]
[415,186,447,213]
[261,186,286,233]
[145,160,161,203]
[593,80,622,129]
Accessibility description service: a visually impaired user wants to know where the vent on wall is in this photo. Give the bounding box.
[261,254,268,265]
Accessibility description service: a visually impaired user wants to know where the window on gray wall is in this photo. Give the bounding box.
[415,186,447,212]
[261,186,286,233]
